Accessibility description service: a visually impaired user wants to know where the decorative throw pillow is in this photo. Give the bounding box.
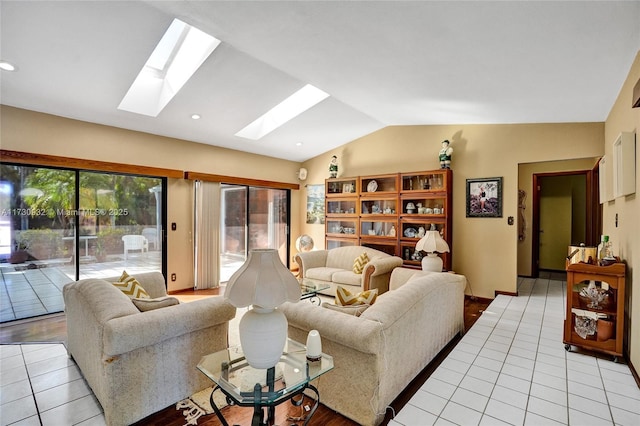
[113,270,150,299]
[322,302,370,317]
[352,252,370,274]
[132,296,179,312]
[335,286,378,306]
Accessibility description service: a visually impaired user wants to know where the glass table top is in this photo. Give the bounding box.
[299,278,330,298]
[197,339,333,405]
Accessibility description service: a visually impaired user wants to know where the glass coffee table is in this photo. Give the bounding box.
[197,339,333,426]
[299,278,330,304]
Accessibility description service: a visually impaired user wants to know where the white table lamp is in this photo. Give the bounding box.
[224,249,300,369]
[415,230,450,272]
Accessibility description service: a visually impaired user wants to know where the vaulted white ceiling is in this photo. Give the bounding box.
[1,1,639,162]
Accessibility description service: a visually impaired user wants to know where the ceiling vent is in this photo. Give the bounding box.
[633,78,640,108]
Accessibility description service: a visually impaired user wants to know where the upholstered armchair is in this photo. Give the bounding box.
[63,272,235,425]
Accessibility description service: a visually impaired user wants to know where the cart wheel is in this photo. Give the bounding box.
[564,344,571,352]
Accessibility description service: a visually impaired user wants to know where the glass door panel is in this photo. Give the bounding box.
[220,185,289,282]
[220,185,247,282]
[248,187,288,264]
[0,164,77,322]
[78,172,163,279]
[0,164,166,323]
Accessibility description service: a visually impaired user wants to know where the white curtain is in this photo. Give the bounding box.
[193,180,221,289]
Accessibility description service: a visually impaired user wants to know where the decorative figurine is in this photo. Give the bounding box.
[329,155,338,178]
[439,140,453,169]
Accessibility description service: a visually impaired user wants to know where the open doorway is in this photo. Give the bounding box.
[531,166,601,277]
[517,157,601,278]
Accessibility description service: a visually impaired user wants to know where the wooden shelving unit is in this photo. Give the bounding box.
[325,169,452,270]
[563,262,626,360]
[325,177,359,250]
[399,170,452,270]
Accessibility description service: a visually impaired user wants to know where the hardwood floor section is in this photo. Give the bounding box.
[0,312,67,343]
[135,396,358,426]
[1,290,490,426]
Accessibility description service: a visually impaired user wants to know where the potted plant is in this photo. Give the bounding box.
[9,239,29,264]
[94,237,108,262]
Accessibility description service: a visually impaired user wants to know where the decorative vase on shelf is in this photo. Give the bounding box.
[597,319,614,342]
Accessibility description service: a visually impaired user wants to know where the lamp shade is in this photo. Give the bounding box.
[416,230,449,272]
[224,249,300,369]
[415,230,450,254]
[224,249,301,308]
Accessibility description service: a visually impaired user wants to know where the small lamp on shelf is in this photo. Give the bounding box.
[224,249,301,369]
[415,226,450,272]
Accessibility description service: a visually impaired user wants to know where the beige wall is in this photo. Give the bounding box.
[2,52,637,377]
[0,106,303,292]
[603,51,640,374]
[517,157,599,276]
[300,123,604,299]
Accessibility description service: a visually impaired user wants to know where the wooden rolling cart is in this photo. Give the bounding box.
[563,261,626,361]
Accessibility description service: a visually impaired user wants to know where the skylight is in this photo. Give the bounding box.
[118,19,221,117]
[0,60,16,71]
[235,84,330,140]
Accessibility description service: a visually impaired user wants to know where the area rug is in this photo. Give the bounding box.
[175,365,286,425]
[176,386,227,425]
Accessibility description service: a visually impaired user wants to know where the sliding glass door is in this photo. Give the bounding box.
[77,171,164,279]
[0,163,165,323]
[219,185,289,282]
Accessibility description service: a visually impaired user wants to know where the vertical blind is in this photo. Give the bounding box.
[193,180,221,289]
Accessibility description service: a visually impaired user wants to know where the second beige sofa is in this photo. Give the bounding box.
[295,245,403,296]
[280,268,466,426]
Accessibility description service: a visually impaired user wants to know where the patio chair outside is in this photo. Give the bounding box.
[122,235,148,260]
[141,228,159,250]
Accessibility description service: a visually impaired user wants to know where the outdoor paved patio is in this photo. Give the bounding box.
[0,252,162,323]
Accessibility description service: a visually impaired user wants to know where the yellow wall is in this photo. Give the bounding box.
[0,106,303,291]
[300,123,604,298]
[603,51,640,373]
[540,174,589,270]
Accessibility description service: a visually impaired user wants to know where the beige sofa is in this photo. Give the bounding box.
[280,268,466,426]
[63,272,236,426]
[295,246,403,295]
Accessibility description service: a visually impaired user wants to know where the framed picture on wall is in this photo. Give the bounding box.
[306,184,325,224]
[466,177,503,218]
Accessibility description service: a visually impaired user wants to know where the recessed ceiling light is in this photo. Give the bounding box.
[0,61,16,71]
[191,114,201,120]
[118,19,221,117]
[235,84,329,140]
[296,142,303,147]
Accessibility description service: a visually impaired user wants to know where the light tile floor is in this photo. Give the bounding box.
[1,274,639,425]
[0,343,105,426]
[391,273,640,426]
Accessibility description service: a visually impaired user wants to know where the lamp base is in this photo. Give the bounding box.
[421,253,443,272]
[239,306,287,369]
